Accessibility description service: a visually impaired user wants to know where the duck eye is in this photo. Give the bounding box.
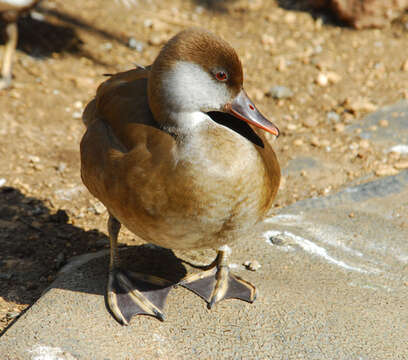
[215,71,228,82]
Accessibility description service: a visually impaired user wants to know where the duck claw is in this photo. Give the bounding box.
[179,267,257,308]
[107,268,173,325]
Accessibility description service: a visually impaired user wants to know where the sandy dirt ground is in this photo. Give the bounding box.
[1,0,408,334]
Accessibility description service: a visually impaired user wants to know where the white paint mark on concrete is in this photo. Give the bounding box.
[264,214,303,224]
[264,230,374,273]
[348,281,393,293]
[29,345,77,360]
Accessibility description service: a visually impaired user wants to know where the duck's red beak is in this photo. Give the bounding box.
[225,90,279,137]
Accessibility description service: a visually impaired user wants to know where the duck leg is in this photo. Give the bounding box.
[179,246,257,309]
[106,214,173,325]
[0,21,17,90]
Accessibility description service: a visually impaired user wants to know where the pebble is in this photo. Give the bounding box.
[302,117,318,128]
[326,71,342,84]
[261,34,275,46]
[101,42,113,51]
[326,111,340,123]
[267,86,293,99]
[389,145,408,154]
[6,311,20,319]
[28,155,40,163]
[149,34,167,46]
[72,111,82,120]
[343,98,377,113]
[334,123,345,132]
[0,178,6,187]
[73,101,83,109]
[243,260,261,271]
[293,139,303,146]
[128,38,144,52]
[375,164,399,176]
[394,160,408,170]
[286,123,297,131]
[378,119,389,127]
[316,73,328,87]
[359,139,370,149]
[401,59,408,72]
[143,19,153,28]
[92,201,106,215]
[56,162,67,173]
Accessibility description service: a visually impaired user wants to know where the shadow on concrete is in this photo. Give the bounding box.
[0,187,186,334]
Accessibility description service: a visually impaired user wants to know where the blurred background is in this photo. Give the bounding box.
[1,0,408,334]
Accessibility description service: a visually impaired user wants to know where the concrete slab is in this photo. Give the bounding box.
[347,100,408,151]
[1,172,408,359]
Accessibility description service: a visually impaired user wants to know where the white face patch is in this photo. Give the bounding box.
[161,61,232,114]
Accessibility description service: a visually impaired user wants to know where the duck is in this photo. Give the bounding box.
[0,0,40,89]
[80,28,281,325]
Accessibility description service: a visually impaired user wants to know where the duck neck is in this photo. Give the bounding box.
[161,111,209,137]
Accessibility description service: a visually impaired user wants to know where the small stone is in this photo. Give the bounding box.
[148,34,166,46]
[28,155,40,163]
[389,145,408,154]
[378,119,389,127]
[327,111,340,123]
[310,136,320,147]
[56,162,67,173]
[316,73,328,87]
[243,260,261,271]
[92,201,106,215]
[266,86,293,99]
[326,71,342,84]
[359,139,370,149]
[144,19,153,28]
[344,98,377,113]
[369,125,378,131]
[0,178,6,187]
[286,123,297,131]
[293,139,303,146]
[375,164,399,176]
[334,123,345,132]
[401,59,408,72]
[284,12,296,24]
[348,212,355,218]
[302,117,318,128]
[6,311,20,319]
[73,101,83,109]
[261,34,275,46]
[394,160,408,170]
[101,42,113,51]
[72,111,82,119]
[128,37,144,52]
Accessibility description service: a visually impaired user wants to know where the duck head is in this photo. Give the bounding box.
[148,28,279,137]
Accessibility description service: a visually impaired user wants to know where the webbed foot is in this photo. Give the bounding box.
[179,249,257,308]
[107,268,173,325]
